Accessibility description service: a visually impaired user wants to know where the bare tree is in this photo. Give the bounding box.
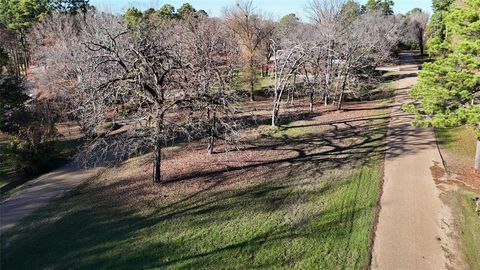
[301,23,329,112]
[308,0,401,110]
[333,10,401,110]
[259,19,277,77]
[407,10,429,55]
[270,23,316,126]
[0,25,24,77]
[27,4,404,184]
[308,0,344,107]
[31,12,203,183]
[178,15,242,154]
[224,0,274,101]
[30,11,245,182]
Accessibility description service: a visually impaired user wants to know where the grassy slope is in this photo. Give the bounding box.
[436,127,477,158]
[455,190,480,270]
[437,126,480,270]
[1,106,389,270]
[236,71,275,94]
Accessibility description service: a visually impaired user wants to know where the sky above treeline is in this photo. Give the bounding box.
[90,0,433,20]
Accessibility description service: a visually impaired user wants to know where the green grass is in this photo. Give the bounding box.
[1,149,384,267]
[436,126,477,158]
[1,105,389,269]
[257,75,275,90]
[258,121,311,139]
[454,190,480,270]
[235,70,275,93]
[436,125,480,269]
[1,162,382,269]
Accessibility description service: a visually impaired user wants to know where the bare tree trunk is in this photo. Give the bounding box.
[152,137,162,183]
[249,59,256,101]
[321,75,329,106]
[324,40,334,107]
[336,93,343,110]
[337,76,348,111]
[272,105,279,127]
[272,92,280,126]
[309,91,314,113]
[418,31,424,56]
[153,114,164,183]
[475,137,480,171]
[12,48,20,78]
[23,51,28,76]
[290,73,296,106]
[249,80,255,101]
[18,29,29,76]
[325,77,330,106]
[207,109,216,155]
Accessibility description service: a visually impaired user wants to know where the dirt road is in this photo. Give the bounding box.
[0,164,103,234]
[371,53,458,269]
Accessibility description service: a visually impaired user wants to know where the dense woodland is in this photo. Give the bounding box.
[0,0,478,182]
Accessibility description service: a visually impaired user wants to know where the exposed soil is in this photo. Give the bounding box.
[97,99,382,208]
[2,95,387,233]
[438,150,480,191]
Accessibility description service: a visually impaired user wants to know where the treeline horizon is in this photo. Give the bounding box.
[0,0,443,182]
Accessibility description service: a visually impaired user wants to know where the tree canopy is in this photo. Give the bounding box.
[340,0,362,24]
[407,7,423,15]
[279,13,299,24]
[0,0,90,30]
[426,0,454,56]
[124,7,142,26]
[406,0,480,138]
[158,4,175,19]
[0,76,29,134]
[0,0,50,30]
[177,3,196,17]
[123,3,207,23]
[49,0,90,14]
[363,0,394,15]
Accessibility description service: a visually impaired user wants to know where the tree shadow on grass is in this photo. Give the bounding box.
[0,175,319,267]
[157,112,413,189]
[1,148,376,269]
[115,175,372,270]
[1,99,402,269]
